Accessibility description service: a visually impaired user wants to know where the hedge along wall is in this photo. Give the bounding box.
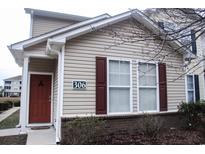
[61,112,186,143]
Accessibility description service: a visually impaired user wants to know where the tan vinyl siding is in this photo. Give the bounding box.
[32,16,75,37]
[25,42,47,55]
[63,19,186,115]
[28,58,55,72]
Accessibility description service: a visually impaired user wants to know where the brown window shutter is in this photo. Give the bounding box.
[96,57,107,114]
[158,63,168,111]
[194,75,200,102]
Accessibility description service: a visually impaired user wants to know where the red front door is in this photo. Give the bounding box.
[29,74,51,123]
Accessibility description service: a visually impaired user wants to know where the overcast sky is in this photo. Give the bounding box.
[0,0,203,86]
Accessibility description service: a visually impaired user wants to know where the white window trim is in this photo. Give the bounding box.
[26,71,54,127]
[107,57,133,115]
[185,74,196,103]
[137,62,159,113]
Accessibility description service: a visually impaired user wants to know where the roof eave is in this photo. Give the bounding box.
[8,45,24,67]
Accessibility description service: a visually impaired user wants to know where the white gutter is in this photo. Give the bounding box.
[52,10,136,41]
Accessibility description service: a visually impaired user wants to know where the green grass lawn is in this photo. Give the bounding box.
[0,110,19,129]
[0,109,27,145]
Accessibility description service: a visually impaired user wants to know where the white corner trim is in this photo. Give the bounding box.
[29,12,34,38]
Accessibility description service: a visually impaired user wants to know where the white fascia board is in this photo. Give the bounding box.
[52,10,136,42]
[10,14,110,51]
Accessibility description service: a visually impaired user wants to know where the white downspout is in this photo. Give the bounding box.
[56,45,64,143]
[56,51,61,142]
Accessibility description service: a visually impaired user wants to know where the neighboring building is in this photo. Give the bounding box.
[3,75,22,97]
[8,8,195,142]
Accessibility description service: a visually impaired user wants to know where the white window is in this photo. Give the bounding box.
[186,75,195,103]
[138,63,158,111]
[108,60,131,113]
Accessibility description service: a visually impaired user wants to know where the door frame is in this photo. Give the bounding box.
[26,71,54,127]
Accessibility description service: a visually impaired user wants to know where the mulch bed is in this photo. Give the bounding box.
[93,129,205,145]
[0,134,27,145]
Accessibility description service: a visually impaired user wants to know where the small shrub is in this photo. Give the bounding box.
[4,101,13,108]
[62,117,106,145]
[13,100,20,107]
[178,101,205,129]
[138,114,163,138]
[0,102,9,111]
[0,99,20,111]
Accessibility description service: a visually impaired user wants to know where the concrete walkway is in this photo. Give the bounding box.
[0,127,56,145]
[0,108,56,145]
[0,107,20,122]
[26,127,56,145]
[0,128,20,137]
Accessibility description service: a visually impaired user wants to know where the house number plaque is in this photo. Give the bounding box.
[72,80,87,89]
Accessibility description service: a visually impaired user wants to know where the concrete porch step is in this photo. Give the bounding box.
[26,127,56,145]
